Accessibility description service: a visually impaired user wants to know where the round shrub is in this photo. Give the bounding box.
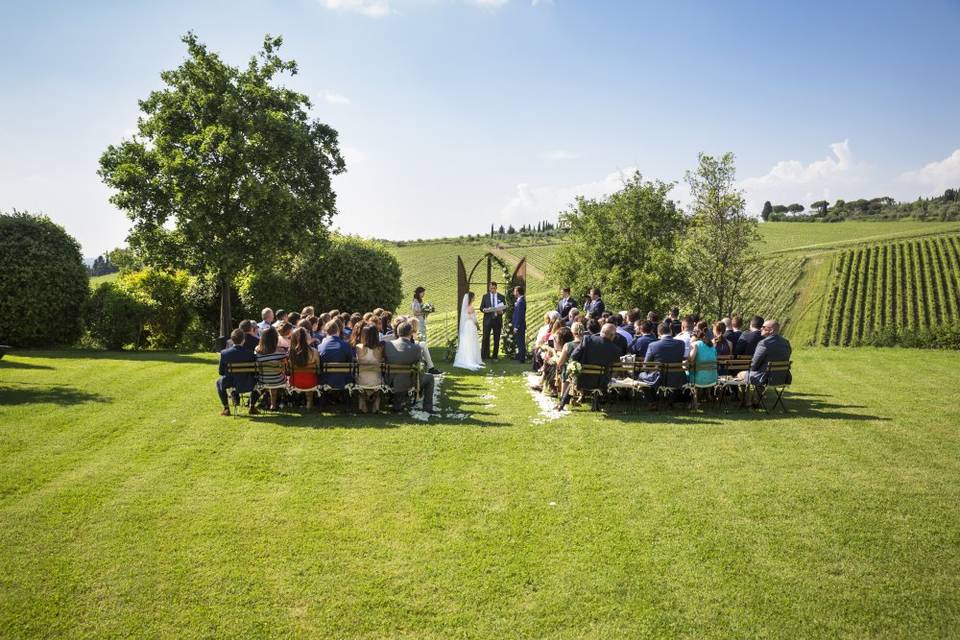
[0,211,89,346]
[84,282,150,349]
[118,268,194,349]
[238,234,402,315]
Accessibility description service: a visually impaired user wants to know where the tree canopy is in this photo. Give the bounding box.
[98,32,345,337]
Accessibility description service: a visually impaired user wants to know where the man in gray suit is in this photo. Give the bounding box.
[383,321,436,413]
[738,319,792,386]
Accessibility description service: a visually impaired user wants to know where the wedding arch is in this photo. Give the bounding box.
[456,252,527,358]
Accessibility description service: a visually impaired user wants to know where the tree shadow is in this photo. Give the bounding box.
[0,382,110,406]
[588,391,888,425]
[11,349,213,365]
[0,359,54,370]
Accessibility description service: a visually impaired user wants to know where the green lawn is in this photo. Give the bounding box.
[1,349,958,638]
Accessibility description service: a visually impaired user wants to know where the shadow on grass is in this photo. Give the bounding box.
[564,392,888,425]
[9,349,213,365]
[0,359,54,370]
[0,382,110,406]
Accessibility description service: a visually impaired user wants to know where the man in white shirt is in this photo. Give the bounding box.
[674,315,694,357]
[257,307,274,336]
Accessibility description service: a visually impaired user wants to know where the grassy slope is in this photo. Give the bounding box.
[89,272,119,288]
[1,349,959,637]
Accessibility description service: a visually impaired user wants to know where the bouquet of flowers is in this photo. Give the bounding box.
[421,302,435,314]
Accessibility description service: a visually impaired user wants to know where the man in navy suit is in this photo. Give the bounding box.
[725,314,743,347]
[318,320,355,390]
[512,285,527,363]
[480,281,506,360]
[585,288,605,317]
[630,320,657,359]
[216,328,258,416]
[638,322,686,402]
[557,287,575,321]
[239,319,259,351]
[734,315,764,357]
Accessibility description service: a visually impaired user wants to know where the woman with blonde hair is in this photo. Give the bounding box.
[355,324,384,413]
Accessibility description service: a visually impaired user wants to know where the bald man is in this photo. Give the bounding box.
[738,319,792,386]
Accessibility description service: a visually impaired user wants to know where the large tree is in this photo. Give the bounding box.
[549,171,686,311]
[99,33,345,339]
[681,153,759,318]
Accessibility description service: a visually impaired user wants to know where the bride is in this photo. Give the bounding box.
[453,292,484,371]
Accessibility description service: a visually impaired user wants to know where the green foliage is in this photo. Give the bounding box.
[239,235,402,315]
[98,32,345,336]
[681,152,759,318]
[766,188,960,222]
[83,282,150,349]
[549,171,686,311]
[89,254,119,276]
[0,210,88,346]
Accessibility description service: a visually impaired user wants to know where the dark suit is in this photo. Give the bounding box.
[586,298,605,317]
[512,295,527,362]
[557,296,575,321]
[639,336,686,389]
[216,344,257,408]
[242,333,259,352]
[734,329,762,357]
[318,335,354,389]
[383,337,435,411]
[725,329,742,348]
[750,335,792,386]
[571,334,623,390]
[630,333,656,359]
[612,332,629,356]
[480,292,505,359]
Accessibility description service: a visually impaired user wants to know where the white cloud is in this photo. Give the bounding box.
[321,0,392,18]
[541,149,579,161]
[319,90,351,105]
[740,140,869,212]
[499,167,639,224]
[899,149,960,196]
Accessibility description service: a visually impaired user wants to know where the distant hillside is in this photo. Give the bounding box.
[388,220,960,347]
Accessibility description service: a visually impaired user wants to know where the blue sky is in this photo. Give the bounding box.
[2,0,959,256]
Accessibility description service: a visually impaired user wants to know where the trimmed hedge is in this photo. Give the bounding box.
[0,211,88,346]
[238,235,402,317]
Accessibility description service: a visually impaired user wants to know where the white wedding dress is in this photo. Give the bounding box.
[453,294,485,371]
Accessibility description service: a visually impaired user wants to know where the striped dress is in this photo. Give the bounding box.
[255,351,287,387]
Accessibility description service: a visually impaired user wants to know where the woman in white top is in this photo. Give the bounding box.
[411,286,427,341]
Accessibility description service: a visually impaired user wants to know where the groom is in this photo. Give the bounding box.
[480,281,505,360]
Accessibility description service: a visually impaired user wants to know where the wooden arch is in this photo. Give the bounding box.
[456,253,527,328]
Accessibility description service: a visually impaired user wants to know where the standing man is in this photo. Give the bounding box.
[480,281,506,360]
[557,287,575,321]
[512,285,527,363]
[586,288,605,318]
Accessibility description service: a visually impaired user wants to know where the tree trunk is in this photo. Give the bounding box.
[219,275,232,344]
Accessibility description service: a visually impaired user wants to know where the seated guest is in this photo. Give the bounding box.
[532,311,559,371]
[383,322,436,413]
[257,308,274,336]
[216,328,259,416]
[608,314,630,355]
[611,314,632,344]
[298,318,318,347]
[287,311,301,326]
[624,309,641,338]
[301,305,315,318]
[317,313,331,337]
[726,314,743,347]
[585,318,602,336]
[349,318,365,347]
[354,324,384,413]
[646,310,660,325]
[409,317,442,375]
[380,311,395,340]
[276,322,293,353]
[554,323,583,402]
[339,312,353,337]
[687,324,718,388]
[273,309,287,328]
[308,316,323,343]
[734,315,764,357]
[738,319,792,387]
[254,326,287,411]
[557,323,621,410]
[638,321,686,399]
[713,321,733,358]
[318,320,354,390]
[630,320,657,359]
[542,326,573,396]
[668,307,681,336]
[289,327,319,409]
[239,319,259,351]
[674,315,694,357]
[566,307,580,327]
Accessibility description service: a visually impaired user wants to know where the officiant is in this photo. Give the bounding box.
[480,281,506,360]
